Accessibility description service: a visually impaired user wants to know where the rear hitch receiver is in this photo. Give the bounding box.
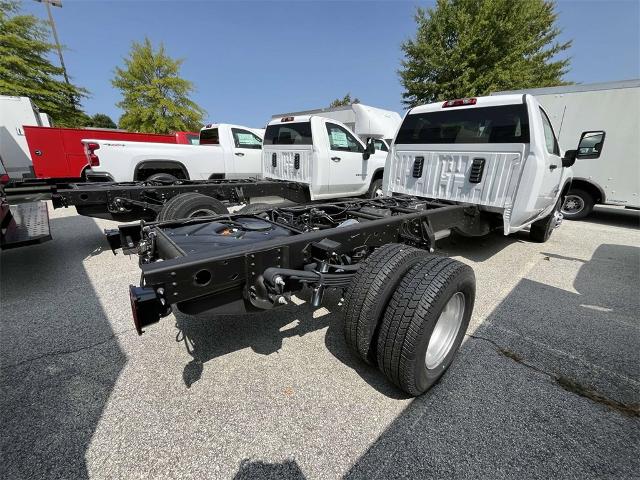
[129,285,171,335]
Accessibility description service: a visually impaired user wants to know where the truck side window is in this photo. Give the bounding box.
[539,108,560,156]
[231,128,262,150]
[325,123,364,153]
[577,131,606,159]
[373,139,388,152]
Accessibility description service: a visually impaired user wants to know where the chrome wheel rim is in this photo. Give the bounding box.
[562,195,584,215]
[188,208,217,218]
[373,188,384,198]
[425,292,465,370]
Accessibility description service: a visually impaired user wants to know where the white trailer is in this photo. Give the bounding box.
[0,96,49,179]
[493,80,640,218]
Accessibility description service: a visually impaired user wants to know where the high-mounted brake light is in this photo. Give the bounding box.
[87,142,100,167]
[442,98,477,108]
[281,116,294,122]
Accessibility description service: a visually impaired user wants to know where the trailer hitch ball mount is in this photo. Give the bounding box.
[129,285,171,335]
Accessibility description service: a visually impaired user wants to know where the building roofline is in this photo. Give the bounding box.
[492,79,640,96]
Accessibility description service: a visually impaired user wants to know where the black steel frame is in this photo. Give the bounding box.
[5,178,311,221]
[110,197,492,333]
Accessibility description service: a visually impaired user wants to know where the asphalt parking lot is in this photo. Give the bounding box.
[2,204,639,479]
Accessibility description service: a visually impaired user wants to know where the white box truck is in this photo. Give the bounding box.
[0,96,50,179]
[493,79,640,218]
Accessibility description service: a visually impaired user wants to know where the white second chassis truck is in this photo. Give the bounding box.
[263,103,401,200]
[108,94,590,397]
[494,79,640,219]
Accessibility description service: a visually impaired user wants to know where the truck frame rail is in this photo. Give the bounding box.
[107,195,492,334]
[3,178,311,222]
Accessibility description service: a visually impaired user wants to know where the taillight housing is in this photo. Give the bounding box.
[87,142,100,167]
[442,98,477,108]
[0,173,10,185]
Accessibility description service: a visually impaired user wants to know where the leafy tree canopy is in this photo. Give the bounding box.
[399,0,572,106]
[112,38,205,133]
[330,93,360,108]
[85,113,117,129]
[0,0,88,126]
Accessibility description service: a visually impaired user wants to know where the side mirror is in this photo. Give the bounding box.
[562,149,577,168]
[363,138,375,160]
[576,131,606,159]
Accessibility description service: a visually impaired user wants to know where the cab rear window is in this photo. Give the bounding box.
[396,104,530,144]
[264,122,313,145]
[199,128,219,145]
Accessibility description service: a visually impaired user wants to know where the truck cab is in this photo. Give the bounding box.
[262,116,387,200]
[385,94,578,235]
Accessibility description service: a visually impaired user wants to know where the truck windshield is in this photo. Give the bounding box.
[396,104,530,144]
[264,122,313,145]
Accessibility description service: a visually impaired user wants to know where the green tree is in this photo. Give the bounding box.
[112,38,205,133]
[85,113,117,129]
[0,0,88,126]
[399,0,572,106]
[329,93,360,108]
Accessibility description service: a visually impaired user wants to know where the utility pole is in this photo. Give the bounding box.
[34,0,70,85]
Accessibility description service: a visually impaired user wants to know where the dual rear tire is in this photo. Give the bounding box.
[343,244,475,396]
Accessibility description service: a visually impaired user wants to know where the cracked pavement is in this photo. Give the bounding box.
[1,204,638,479]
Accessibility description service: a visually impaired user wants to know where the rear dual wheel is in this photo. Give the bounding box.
[343,244,475,396]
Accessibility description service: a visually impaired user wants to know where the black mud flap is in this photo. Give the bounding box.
[1,201,52,250]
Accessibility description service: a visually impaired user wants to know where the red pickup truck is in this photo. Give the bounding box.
[24,127,199,180]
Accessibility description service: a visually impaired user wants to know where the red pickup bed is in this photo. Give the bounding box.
[24,127,199,180]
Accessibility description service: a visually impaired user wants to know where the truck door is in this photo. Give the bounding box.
[324,122,367,195]
[230,128,263,178]
[539,107,563,205]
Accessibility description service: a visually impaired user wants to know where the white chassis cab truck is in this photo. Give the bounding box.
[110,95,581,397]
[262,105,399,200]
[385,94,577,238]
[82,123,264,182]
[493,79,640,219]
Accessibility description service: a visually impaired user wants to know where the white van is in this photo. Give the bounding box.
[493,80,640,218]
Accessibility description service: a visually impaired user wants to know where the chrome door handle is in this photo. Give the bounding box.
[549,164,558,170]
[331,156,341,162]
[235,152,244,156]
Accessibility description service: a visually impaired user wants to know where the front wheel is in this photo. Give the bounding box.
[561,189,595,220]
[368,179,384,199]
[530,196,564,243]
[376,257,475,396]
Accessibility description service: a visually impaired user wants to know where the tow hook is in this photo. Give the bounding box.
[129,285,171,335]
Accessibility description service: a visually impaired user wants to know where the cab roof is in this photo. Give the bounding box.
[409,94,527,115]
